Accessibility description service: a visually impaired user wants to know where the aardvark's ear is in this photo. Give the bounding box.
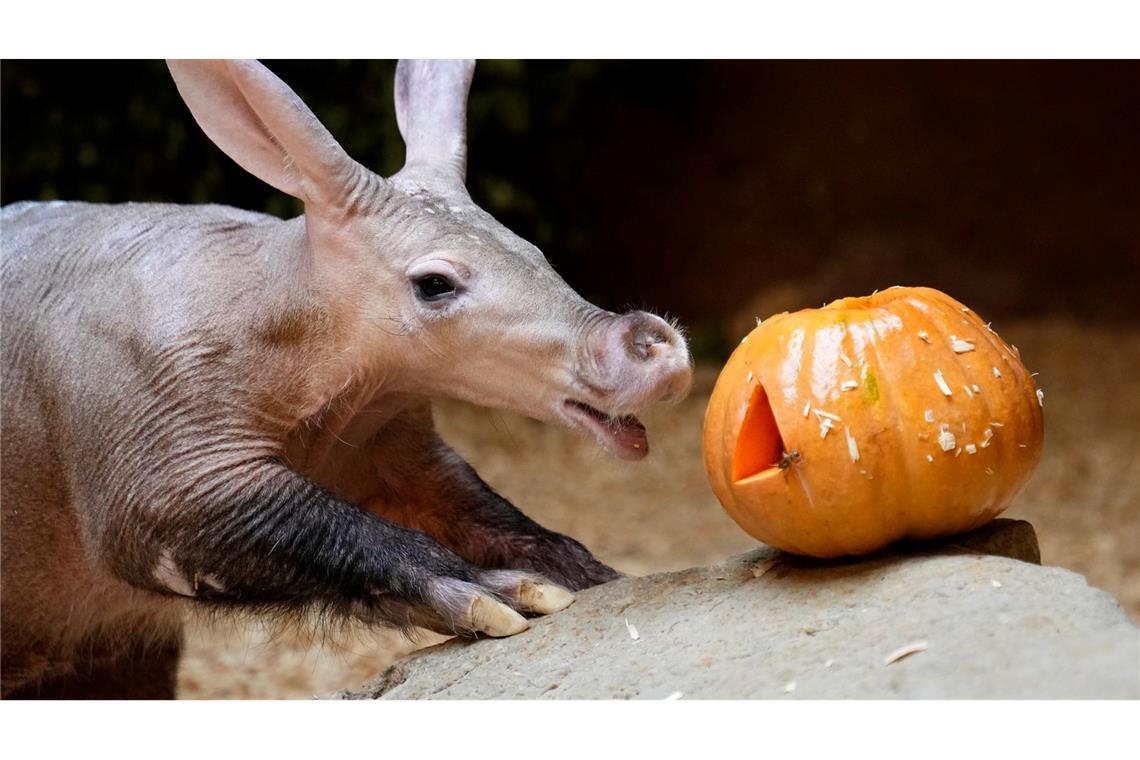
[395,59,475,184]
[167,59,367,207]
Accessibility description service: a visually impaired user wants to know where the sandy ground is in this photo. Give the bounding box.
[177,318,1140,698]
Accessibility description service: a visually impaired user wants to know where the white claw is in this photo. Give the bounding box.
[468,595,530,637]
[515,581,576,614]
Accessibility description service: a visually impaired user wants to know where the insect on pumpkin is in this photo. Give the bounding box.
[776,449,803,470]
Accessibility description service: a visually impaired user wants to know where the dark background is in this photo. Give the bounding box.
[3,60,1138,357]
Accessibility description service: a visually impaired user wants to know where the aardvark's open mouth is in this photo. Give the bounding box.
[562,399,649,461]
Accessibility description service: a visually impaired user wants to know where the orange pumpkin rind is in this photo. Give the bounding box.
[702,286,1045,558]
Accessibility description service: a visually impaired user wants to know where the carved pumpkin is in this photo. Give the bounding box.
[702,287,1044,558]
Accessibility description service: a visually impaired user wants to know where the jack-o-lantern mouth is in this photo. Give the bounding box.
[732,382,786,482]
[562,399,648,461]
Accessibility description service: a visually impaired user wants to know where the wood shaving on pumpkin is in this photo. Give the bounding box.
[924,409,935,423]
[993,366,1002,378]
[746,370,753,383]
[934,370,952,396]
[938,425,956,452]
[918,330,931,343]
[884,640,929,665]
[803,401,811,418]
[840,353,853,368]
[950,335,976,353]
[963,384,974,399]
[1037,388,1045,407]
[813,409,842,421]
[845,427,860,462]
[926,454,934,463]
[841,380,858,391]
[971,384,982,393]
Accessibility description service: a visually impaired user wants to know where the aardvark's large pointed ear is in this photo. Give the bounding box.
[167,59,368,207]
[395,59,475,184]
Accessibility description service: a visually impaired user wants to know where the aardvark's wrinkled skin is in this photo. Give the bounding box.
[0,60,691,698]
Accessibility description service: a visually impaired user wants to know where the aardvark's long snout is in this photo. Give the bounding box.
[562,311,693,461]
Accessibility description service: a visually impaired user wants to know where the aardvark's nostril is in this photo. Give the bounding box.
[624,313,677,362]
[634,330,666,359]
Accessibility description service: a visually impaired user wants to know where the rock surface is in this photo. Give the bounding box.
[336,520,1139,699]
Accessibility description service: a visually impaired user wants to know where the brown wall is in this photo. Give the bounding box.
[561,61,1139,346]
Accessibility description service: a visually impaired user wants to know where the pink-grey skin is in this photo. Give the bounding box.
[0,60,691,698]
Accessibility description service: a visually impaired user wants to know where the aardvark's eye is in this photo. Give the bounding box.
[414,274,456,302]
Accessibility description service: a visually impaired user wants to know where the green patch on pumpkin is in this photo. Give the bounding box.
[864,370,880,403]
